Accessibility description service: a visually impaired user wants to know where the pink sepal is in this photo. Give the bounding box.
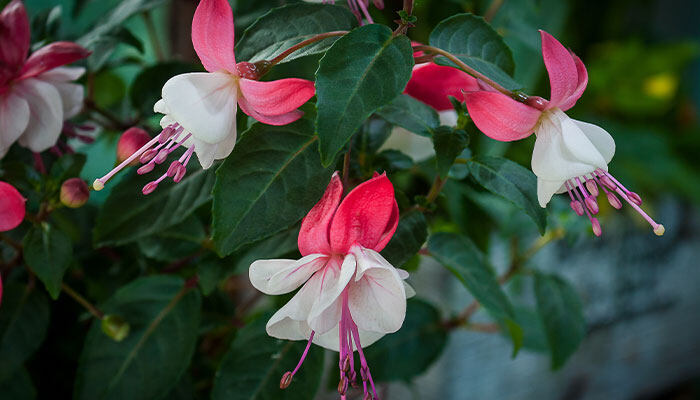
[238,77,315,116]
[238,96,305,126]
[0,0,30,78]
[192,0,237,73]
[298,172,343,256]
[464,91,540,141]
[540,30,583,109]
[405,63,479,111]
[0,181,26,232]
[18,42,90,80]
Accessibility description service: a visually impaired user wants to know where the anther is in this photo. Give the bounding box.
[570,200,584,216]
[154,149,169,164]
[167,161,181,177]
[591,218,602,237]
[626,191,642,206]
[142,181,159,195]
[280,371,293,389]
[139,149,157,164]
[137,162,155,175]
[606,192,622,209]
[92,179,105,191]
[584,197,599,214]
[585,178,599,197]
[599,175,617,190]
[173,165,187,183]
[337,376,348,395]
[342,355,351,372]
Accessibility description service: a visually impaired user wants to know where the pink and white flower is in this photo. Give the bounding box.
[93,0,315,194]
[464,30,664,236]
[0,0,89,159]
[249,172,413,399]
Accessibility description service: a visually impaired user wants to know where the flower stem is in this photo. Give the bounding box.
[62,283,105,320]
[268,31,348,66]
[484,0,504,22]
[425,176,446,204]
[142,11,165,62]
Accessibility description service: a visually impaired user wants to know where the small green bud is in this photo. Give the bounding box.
[101,314,130,342]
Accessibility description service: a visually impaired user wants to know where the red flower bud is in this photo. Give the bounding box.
[117,127,151,165]
[60,178,90,208]
[0,181,26,232]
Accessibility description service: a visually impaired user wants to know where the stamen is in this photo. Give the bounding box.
[570,179,602,237]
[592,175,622,209]
[597,168,643,206]
[575,177,599,215]
[93,135,159,190]
[355,0,374,24]
[614,187,665,236]
[565,182,584,216]
[279,331,316,390]
[585,178,599,197]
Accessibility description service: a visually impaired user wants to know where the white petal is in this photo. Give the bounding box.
[348,246,406,333]
[39,66,85,82]
[396,268,409,280]
[191,125,237,170]
[312,324,385,352]
[404,282,416,298]
[573,119,615,164]
[307,255,356,334]
[161,72,238,144]
[50,82,84,119]
[438,110,458,127]
[0,92,30,158]
[14,79,64,152]
[154,99,169,114]
[266,276,320,341]
[249,254,327,295]
[379,127,435,162]
[537,178,566,208]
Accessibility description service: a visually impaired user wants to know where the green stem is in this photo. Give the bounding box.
[484,0,504,22]
[62,283,105,320]
[268,31,348,66]
[425,176,446,204]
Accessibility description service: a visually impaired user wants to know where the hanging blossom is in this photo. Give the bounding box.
[249,172,413,399]
[304,0,383,24]
[0,0,90,159]
[381,44,480,161]
[93,0,315,194]
[464,30,664,237]
[0,180,26,305]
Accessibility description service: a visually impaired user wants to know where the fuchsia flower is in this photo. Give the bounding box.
[249,172,413,399]
[93,0,315,194]
[0,0,89,159]
[305,0,384,24]
[464,30,664,236]
[0,181,25,232]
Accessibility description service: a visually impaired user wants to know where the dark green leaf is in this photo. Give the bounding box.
[236,3,357,63]
[467,156,547,234]
[375,94,440,137]
[212,120,332,256]
[22,224,73,299]
[0,284,50,381]
[93,162,215,247]
[50,153,87,183]
[74,276,201,400]
[196,258,225,296]
[364,299,447,382]
[137,215,205,262]
[316,24,414,166]
[0,368,36,400]
[130,62,196,115]
[534,273,586,369]
[211,314,324,400]
[381,211,427,268]
[231,227,300,276]
[433,127,469,178]
[377,149,414,171]
[429,13,520,90]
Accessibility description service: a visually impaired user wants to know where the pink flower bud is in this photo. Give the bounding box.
[60,178,90,208]
[0,181,26,232]
[117,127,151,165]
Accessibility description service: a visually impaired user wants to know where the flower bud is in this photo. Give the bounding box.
[60,178,90,208]
[0,181,26,232]
[101,314,130,342]
[117,127,151,165]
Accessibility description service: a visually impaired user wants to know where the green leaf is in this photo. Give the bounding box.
[50,153,87,183]
[236,3,357,63]
[212,120,332,256]
[429,13,520,90]
[130,62,196,115]
[22,224,73,299]
[0,368,36,400]
[375,94,440,137]
[433,127,469,178]
[381,211,427,268]
[467,156,547,234]
[0,284,50,381]
[428,232,521,351]
[75,276,201,400]
[93,163,215,247]
[316,24,414,166]
[137,215,206,262]
[212,314,324,400]
[534,273,586,369]
[364,299,447,382]
[231,227,300,276]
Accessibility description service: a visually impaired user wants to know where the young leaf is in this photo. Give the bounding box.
[433,126,469,178]
[236,3,357,63]
[0,284,50,381]
[381,210,428,268]
[534,273,586,369]
[212,119,333,256]
[22,224,73,299]
[93,163,215,247]
[376,94,440,138]
[364,299,447,382]
[316,24,414,166]
[74,276,201,400]
[429,13,520,90]
[467,156,547,234]
[211,314,324,400]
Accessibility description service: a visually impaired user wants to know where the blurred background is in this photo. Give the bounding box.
[7,0,700,399]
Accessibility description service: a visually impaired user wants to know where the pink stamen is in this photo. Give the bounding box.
[585,178,599,197]
[569,179,602,237]
[575,177,599,215]
[614,186,664,235]
[565,182,584,216]
[354,0,374,24]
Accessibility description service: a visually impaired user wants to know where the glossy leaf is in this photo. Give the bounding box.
[316,24,414,166]
[22,224,73,299]
[381,211,427,268]
[376,94,440,138]
[93,162,215,247]
[364,299,447,382]
[212,119,332,256]
[429,13,520,90]
[74,276,201,400]
[236,3,357,63]
[211,314,324,400]
[433,127,469,178]
[0,284,50,381]
[534,273,586,369]
[467,156,547,234]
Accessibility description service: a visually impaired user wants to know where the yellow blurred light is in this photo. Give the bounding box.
[643,73,678,100]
